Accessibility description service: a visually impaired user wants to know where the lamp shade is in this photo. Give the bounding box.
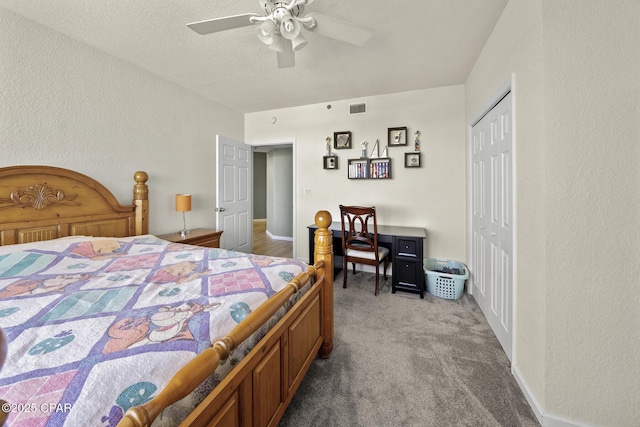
[175,194,192,212]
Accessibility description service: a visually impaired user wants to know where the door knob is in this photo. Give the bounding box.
[215,207,226,212]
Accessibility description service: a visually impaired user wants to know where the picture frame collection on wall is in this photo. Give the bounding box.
[324,127,423,173]
[333,131,352,149]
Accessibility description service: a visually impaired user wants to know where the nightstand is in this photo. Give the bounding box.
[158,228,223,248]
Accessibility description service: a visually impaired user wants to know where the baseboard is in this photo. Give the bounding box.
[265,229,293,241]
[513,366,544,425]
[544,415,598,427]
[512,366,597,427]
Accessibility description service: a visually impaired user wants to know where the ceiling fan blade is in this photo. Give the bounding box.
[277,39,295,68]
[187,13,258,35]
[305,13,373,46]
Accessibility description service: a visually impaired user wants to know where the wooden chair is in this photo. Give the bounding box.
[339,205,390,295]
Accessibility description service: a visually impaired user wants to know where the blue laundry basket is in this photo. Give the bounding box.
[423,258,469,300]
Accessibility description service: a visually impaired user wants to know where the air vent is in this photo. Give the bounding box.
[349,103,367,114]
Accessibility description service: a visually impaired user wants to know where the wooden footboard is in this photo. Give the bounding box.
[117,211,334,427]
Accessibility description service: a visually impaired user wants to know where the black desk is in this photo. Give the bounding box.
[307,222,427,298]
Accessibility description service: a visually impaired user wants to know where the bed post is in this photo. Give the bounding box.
[133,171,149,235]
[314,210,334,358]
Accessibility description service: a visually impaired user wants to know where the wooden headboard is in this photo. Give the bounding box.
[0,166,148,246]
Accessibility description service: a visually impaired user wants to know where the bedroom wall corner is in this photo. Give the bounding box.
[0,6,244,235]
[464,0,546,418]
[467,0,640,426]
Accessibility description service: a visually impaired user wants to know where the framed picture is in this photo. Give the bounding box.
[405,152,421,168]
[388,127,408,147]
[334,131,352,149]
[323,155,338,170]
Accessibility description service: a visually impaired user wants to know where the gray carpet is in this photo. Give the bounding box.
[279,271,539,427]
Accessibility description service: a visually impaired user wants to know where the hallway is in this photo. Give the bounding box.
[251,219,293,258]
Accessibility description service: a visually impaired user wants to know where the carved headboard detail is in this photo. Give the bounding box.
[1,184,78,211]
[0,166,148,246]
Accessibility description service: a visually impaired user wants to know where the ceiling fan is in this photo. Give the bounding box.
[187,0,374,68]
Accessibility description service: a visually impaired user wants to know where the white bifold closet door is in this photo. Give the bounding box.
[471,91,513,360]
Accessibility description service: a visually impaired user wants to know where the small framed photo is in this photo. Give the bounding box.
[323,155,338,170]
[334,131,352,149]
[388,127,408,147]
[405,152,421,168]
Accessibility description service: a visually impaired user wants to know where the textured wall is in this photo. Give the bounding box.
[246,85,467,264]
[542,1,640,425]
[0,7,244,234]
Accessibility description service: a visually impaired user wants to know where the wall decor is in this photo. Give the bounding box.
[347,157,391,179]
[414,130,421,152]
[370,139,380,158]
[334,131,352,149]
[405,152,421,168]
[323,155,338,170]
[388,127,408,147]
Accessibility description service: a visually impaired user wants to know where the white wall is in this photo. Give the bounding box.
[246,86,467,264]
[0,7,244,235]
[467,0,640,425]
[542,1,639,425]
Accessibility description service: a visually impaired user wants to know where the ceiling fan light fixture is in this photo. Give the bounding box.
[267,33,286,52]
[256,19,277,44]
[280,15,301,40]
[291,33,307,51]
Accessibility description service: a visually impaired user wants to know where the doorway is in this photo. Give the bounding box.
[470,88,514,360]
[251,142,295,258]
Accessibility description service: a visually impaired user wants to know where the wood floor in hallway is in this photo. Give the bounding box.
[252,219,293,258]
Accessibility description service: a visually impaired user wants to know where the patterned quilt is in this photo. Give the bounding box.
[0,235,307,426]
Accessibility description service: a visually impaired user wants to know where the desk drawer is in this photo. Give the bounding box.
[395,258,419,286]
[395,238,418,257]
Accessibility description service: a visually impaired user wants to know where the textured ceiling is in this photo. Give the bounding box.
[0,0,508,113]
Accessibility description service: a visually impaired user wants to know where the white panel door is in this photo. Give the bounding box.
[216,135,252,252]
[471,92,513,359]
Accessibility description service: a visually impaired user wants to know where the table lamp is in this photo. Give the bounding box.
[175,194,192,237]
